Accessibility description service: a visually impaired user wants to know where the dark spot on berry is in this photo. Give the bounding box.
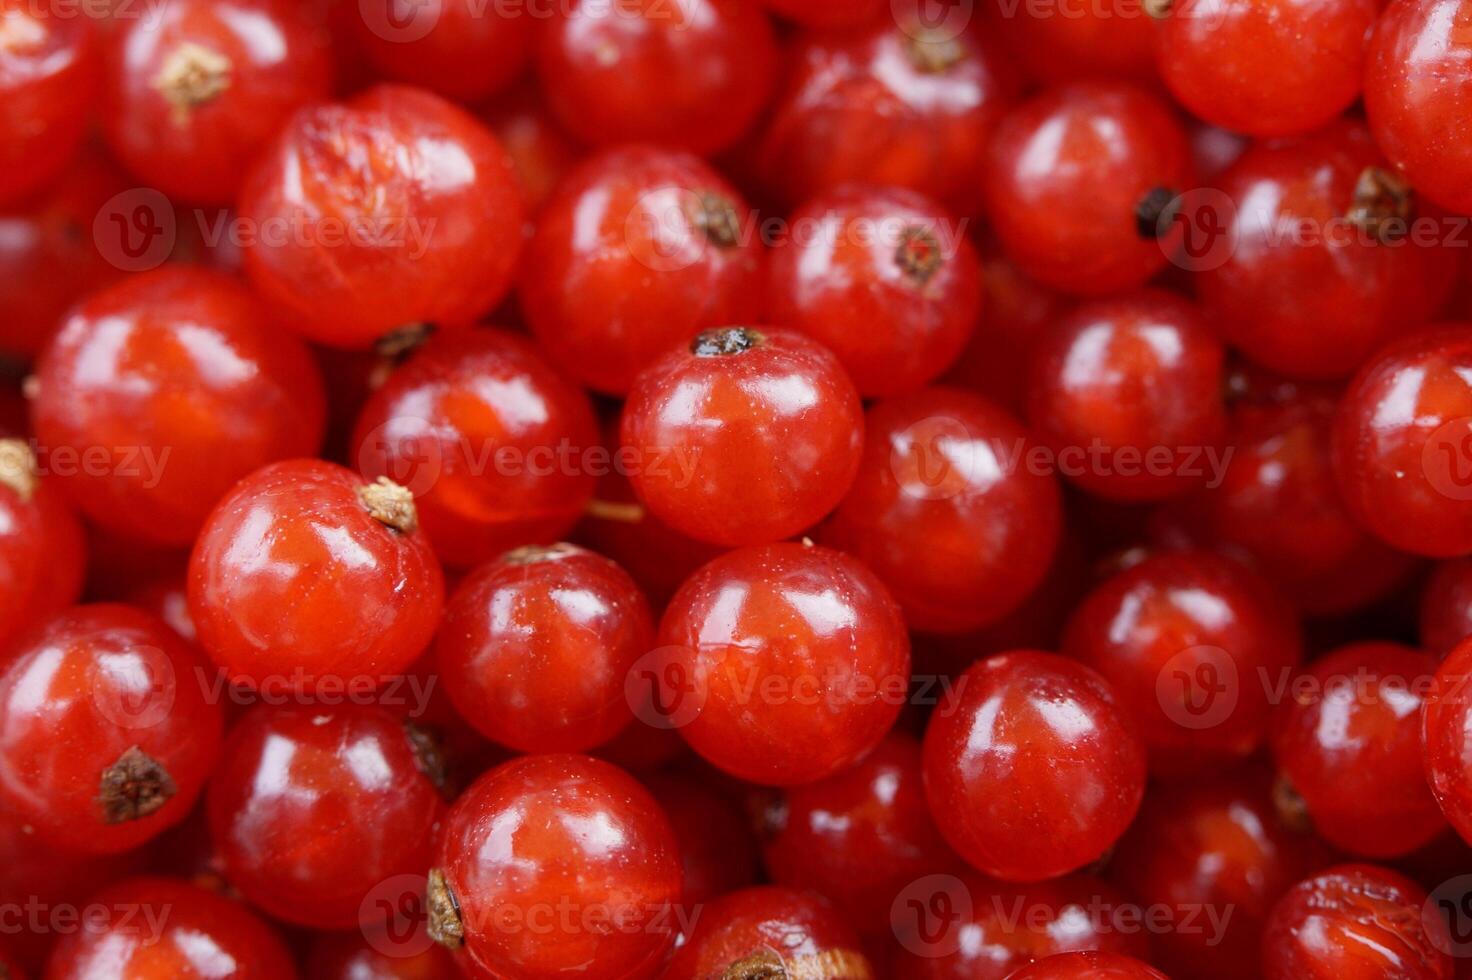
[98,746,177,824]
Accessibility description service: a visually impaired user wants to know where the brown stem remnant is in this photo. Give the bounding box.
[1346,166,1413,244]
[153,42,232,126]
[894,225,943,286]
[358,477,418,534]
[0,439,38,501]
[98,746,177,824]
[426,868,464,949]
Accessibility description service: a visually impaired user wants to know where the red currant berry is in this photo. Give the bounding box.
[1111,768,1327,980]
[31,266,327,547]
[989,0,1155,84]
[1063,550,1302,773]
[1420,636,1472,845]
[1008,952,1168,980]
[657,541,910,785]
[521,146,764,396]
[188,460,445,693]
[923,651,1146,881]
[1261,864,1453,979]
[821,387,1063,633]
[1196,121,1458,380]
[101,0,333,205]
[766,185,980,397]
[1332,326,1472,557]
[352,0,531,103]
[0,1,98,208]
[436,543,653,753]
[1366,0,1472,215]
[1421,557,1472,656]
[1026,290,1227,501]
[621,327,863,547]
[757,20,1018,214]
[44,877,298,979]
[125,570,196,644]
[207,703,446,928]
[757,732,955,935]
[984,82,1193,295]
[1272,642,1444,857]
[429,754,682,979]
[0,604,223,855]
[352,329,598,568]
[0,440,85,647]
[661,886,871,980]
[537,0,775,155]
[1152,0,1374,137]
[237,84,524,349]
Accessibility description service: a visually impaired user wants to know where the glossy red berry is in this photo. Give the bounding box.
[756,20,1018,214]
[0,604,223,855]
[429,754,682,979]
[1422,557,1472,655]
[1366,0,1472,215]
[101,0,333,204]
[188,459,445,693]
[1421,636,1472,845]
[1063,550,1303,773]
[821,387,1063,633]
[1261,864,1453,979]
[656,542,910,786]
[661,886,871,980]
[537,0,775,155]
[923,651,1146,881]
[352,329,598,568]
[0,441,85,647]
[1152,0,1374,137]
[765,185,981,397]
[521,146,764,395]
[756,732,955,935]
[44,877,298,979]
[1332,326,1472,557]
[1008,952,1168,980]
[31,266,327,546]
[0,1,99,208]
[621,327,863,547]
[353,0,531,103]
[1026,290,1227,501]
[436,543,653,753]
[1196,121,1458,379]
[983,82,1193,295]
[238,84,524,349]
[1272,642,1444,858]
[1111,769,1326,980]
[207,703,446,928]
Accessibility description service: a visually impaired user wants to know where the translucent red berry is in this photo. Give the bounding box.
[0,440,85,647]
[661,886,872,980]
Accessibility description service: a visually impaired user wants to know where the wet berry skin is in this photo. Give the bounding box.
[207,703,446,929]
[1332,326,1472,557]
[1153,0,1375,138]
[0,442,85,648]
[983,81,1194,296]
[1260,864,1453,979]
[1366,0,1472,216]
[1272,642,1445,858]
[656,542,911,786]
[660,886,871,980]
[520,146,765,396]
[1197,121,1458,380]
[756,732,956,936]
[1111,769,1327,980]
[765,185,981,397]
[1025,290,1227,502]
[756,20,1019,215]
[352,0,532,103]
[621,327,864,547]
[1008,952,1168,980]
[0,605,224,855]
[1422,635,1472,846]
[0,1,99,208]
[237,84,524,349]
[30,266,327,547]
[821,387,1063,633]
[429,754,682,980]
[436,543,653,753]
[352,329,599,568]
[44,877,298,979]
[922,651,1146,882]
[537,0,775,155]
[1063,550,1303,774]
[100,0,333,205]
[188,459,445,694]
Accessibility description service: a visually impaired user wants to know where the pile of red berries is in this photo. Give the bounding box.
[8,0,1472,977]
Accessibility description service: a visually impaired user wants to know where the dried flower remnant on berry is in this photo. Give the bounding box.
[153,41,232,125]
[692,327,760,356]
[1346,166,1412,243]
[98,746,178,824]
[0,438,37,501]
[427,867,464,949]
[358,476,418,533]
